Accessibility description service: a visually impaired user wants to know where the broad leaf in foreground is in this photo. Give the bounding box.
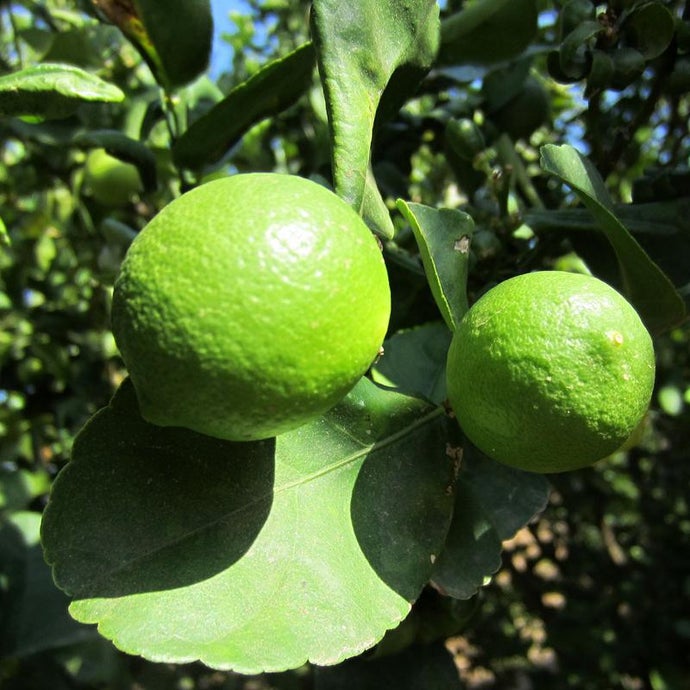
[431,447,550,600]
[0,63,124,120]
[397,201,475,332]
[539,144,686,334]
[311,0,439,238]
[41,378,454,673]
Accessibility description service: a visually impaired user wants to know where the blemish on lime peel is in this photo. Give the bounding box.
[606,330,625,345]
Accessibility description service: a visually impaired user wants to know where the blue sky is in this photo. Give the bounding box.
[209,0,246,75]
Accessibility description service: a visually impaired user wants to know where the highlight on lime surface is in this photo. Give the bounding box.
[111,173,391,441]
[446,271,656,473]
[83,148,142,206]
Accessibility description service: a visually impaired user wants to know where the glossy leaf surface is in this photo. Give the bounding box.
[311,0,439,238]
[539,144,686,334]
[397,201,475,332]
[0,63,123,120]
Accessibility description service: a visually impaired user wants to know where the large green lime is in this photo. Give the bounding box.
[112,173,391,441]
[446,271,655,473]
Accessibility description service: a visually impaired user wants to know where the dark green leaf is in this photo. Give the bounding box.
[586,50,615,93]
[0,63,124,120]
[41,378,454,672]
[311,0,439,239]
[539,144,686,333]
[314,642,463,690]
[431,449,550,600]
[610,47,646,90]
[623,1,675,60]
[559,0,596,39]
[372,322,452,406]
[396,201,475,332]
[439,0,538,66]
[173,43,315,170]
[94,0,212,88]
[0,512,96,657]
[482,58,533,111]
[75,129,157,192]
[559,20,602,79]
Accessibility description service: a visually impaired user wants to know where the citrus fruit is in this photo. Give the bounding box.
[446,271,655,473]
[111,173,391,441]
[84,148,142,206]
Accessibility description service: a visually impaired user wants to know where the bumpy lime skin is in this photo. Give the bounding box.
[446,271,656,473]
[112,173,391,441]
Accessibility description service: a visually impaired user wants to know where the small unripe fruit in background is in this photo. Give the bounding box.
[83,148,143,207]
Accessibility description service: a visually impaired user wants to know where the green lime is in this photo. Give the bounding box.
[112,173,391,441]
[84,149,142,206]
[446,271,655,473]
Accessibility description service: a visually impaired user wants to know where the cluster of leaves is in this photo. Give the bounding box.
[1,0,689,688]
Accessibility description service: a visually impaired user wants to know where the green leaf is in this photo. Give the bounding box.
[0,467,51,511]
[539,144,686,334]
[623,1,675,60]
[93,0,212,89]
[310,0,439,239]
[431,448,550,600]
[0,63,124,120]
[41,378,454,672]
[0,512,96,657]
[75,129,157,192]
[559,20,603,79]
[439,0,538,66]
[314,642,463,689]
[372,322,452,406]
[396,201,475,332]
[173,43,315,170]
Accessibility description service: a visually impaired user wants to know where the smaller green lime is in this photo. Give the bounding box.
[446,271,655,473]
[84,149,142,206]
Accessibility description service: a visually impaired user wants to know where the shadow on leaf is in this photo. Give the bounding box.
[344,381,455,602]
[41,378,275,599]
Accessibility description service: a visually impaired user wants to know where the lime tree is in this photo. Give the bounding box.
[111,173,391,441]
[446,271,655,473]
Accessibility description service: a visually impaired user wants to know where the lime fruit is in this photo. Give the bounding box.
[446,271,655,473]
[111,173,391,441]
[84,149,142,206]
